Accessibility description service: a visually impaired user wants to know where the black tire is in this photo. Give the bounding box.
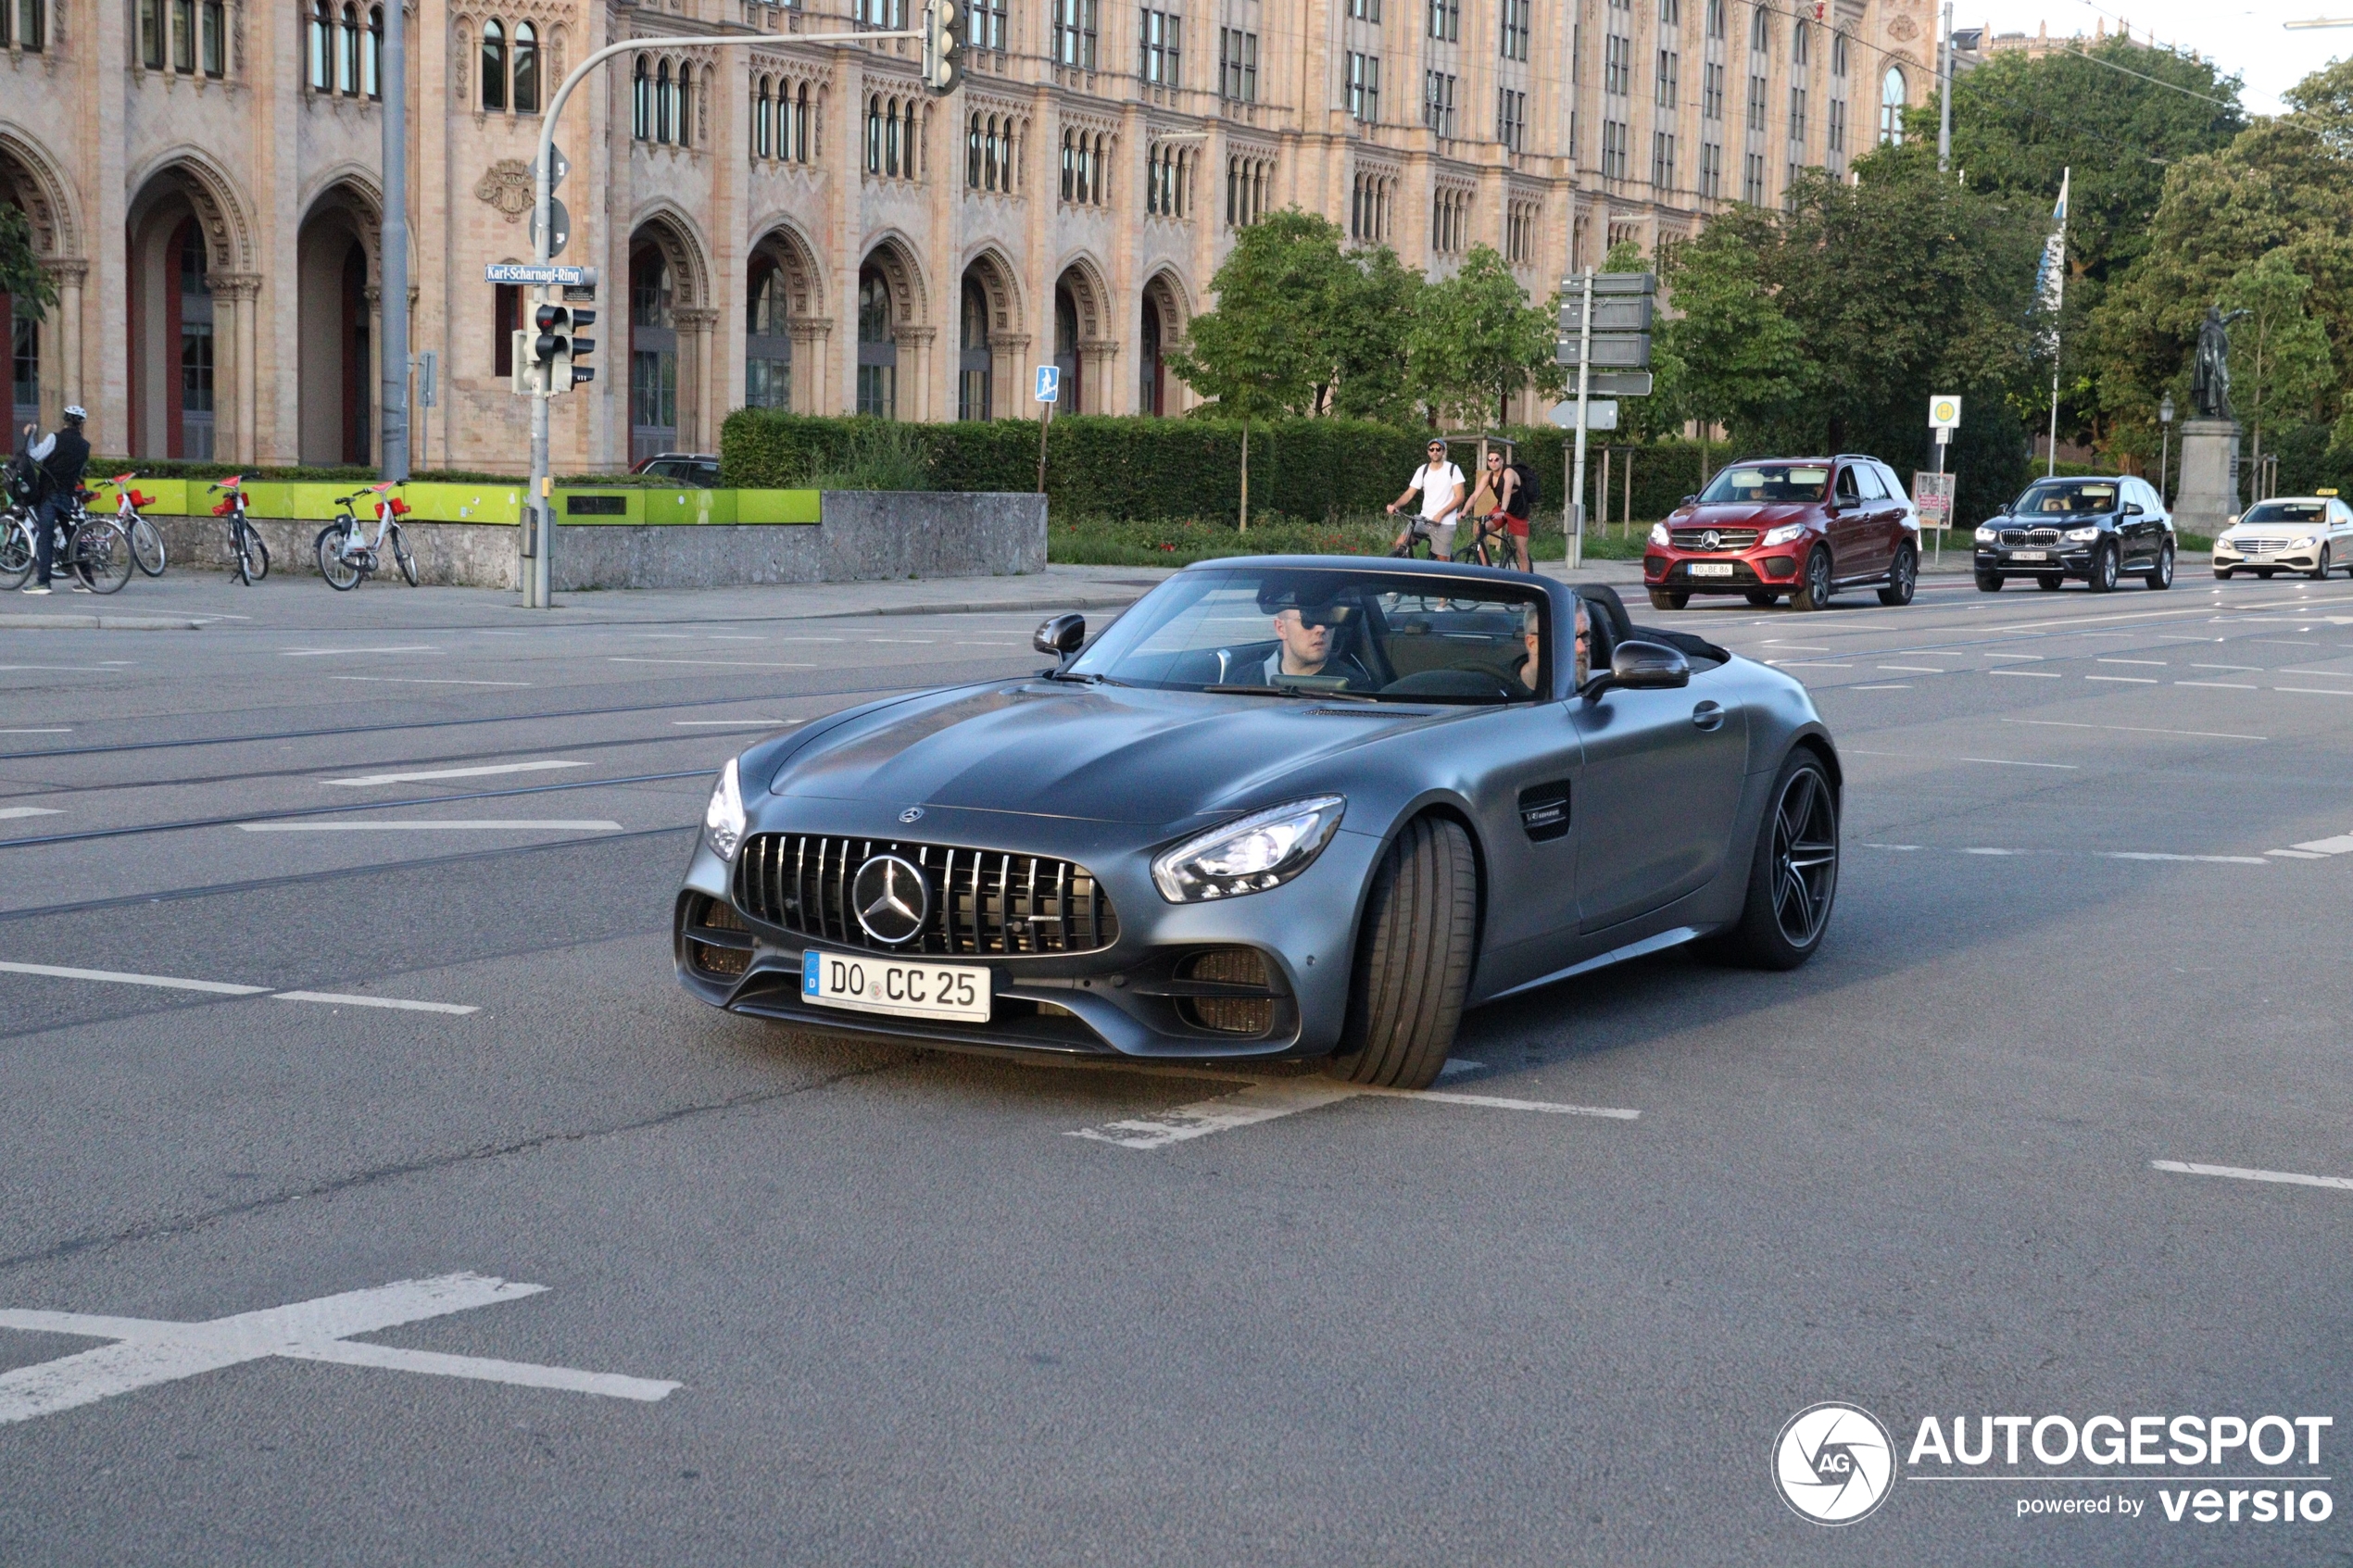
[1744,590,1780,607]
[2146,541,2175,591]
[2213,568,2233,581]
[2035,573,2063,591]
[1647,587,1689,610]
[2086,543,2119,593]
[1974,571,2003,593]
[1792,546,1833,611]
[0,515,31,590]
[1326,816,1478,1092]
[2310,545,2332,582]
[390,524,418,586]
[317,522,363,591]
[1876,543,1918,607]
[233,521,270,584]
[1721,749,1839,970]
[2256,568,2276,581]
[72,520,133,595]
[129,515,167,576]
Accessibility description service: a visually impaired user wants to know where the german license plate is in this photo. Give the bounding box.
[2011,550,2048,561]
[802,949,990,1022]
[1689,562,1735,577]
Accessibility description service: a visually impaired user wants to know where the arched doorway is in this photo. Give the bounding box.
[746,257,792,411]
[296,184,376,464]
[0,139,76,435]
[856,262,895,419]
[2,195,37,433]
[128,168,251,460]
[1052,283,1080,416]
[630,242,678,460]
[958,272,991,420]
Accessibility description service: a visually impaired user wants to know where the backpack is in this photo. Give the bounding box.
[3,450,42,508]
[1506,459,1541,515]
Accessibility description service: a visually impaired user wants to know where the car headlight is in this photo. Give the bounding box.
[704,757,746,862]
[1973,525,1997,543]
[1760,522,1806,547]
[2293,534,2318,549]
[2064,526,2101,542]
[1647,522,1669,548]
[1151,796,1345,903]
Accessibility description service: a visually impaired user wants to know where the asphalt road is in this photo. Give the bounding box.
[1,565,2347,1565]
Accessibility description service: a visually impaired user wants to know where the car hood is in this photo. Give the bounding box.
[1669,502,1819,530]
[766,680,1464,826]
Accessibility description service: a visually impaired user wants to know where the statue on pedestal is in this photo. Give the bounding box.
[2190,305,2248,420]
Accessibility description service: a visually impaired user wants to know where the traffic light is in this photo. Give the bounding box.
[533,302,573,395]
[922,0,963,94]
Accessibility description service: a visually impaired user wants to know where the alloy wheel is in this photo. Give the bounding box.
[1769,766,1838,949]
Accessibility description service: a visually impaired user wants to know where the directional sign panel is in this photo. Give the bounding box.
[1560,296,1654,333]
[1586,371,1655,397]
[529,146,571,191]
[1557,334,1653,370]
[528,196,572,259]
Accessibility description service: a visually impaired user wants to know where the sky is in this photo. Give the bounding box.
[1965,0,2329,113]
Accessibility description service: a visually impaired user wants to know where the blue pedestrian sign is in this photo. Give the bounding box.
[1034,364,1061,404]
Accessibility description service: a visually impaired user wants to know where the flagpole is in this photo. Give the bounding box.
[2039,167,2070,478]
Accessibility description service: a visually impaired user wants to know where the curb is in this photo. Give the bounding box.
[0,613,208,631]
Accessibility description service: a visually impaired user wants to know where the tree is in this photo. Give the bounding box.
[2221,252,2334,491]
[1654,225,1808,451]
[0,205,57,324]
[1327,245,1425,425]
[1406,245,1557,428]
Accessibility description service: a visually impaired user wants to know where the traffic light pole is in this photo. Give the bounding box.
[1568,270,1594,571]
[521,23,925,606]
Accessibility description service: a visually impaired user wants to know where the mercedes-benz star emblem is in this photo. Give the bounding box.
[1701,529,1722,551]
[899,807,925,824]
[851,854,929,945]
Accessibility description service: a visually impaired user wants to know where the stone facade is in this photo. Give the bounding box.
[1,0,1929,473]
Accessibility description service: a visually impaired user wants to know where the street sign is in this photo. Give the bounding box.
[486,262,588,286]
[1930,394,1962,430]
[1557,335,1653,369]
[1585,371,1655,396]
[1034,364,1060,403]
[1914,470,1956,527]
[417,349,438,408]
[528,196,572,258]
[529,146,571,190]
[1549,400,1617,431]
[1560,295,1653,333]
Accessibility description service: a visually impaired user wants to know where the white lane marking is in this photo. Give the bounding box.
[1762,643,1831,650]
[706,635,765,642]
[273,992,479,1015]
[608,658,815,669]
[2100,852,2271,865]
[1989,669,2062,678]
[0,665,131,672]
[2270,848,2330,859]
[2275,686,2353,696]
[2175,680,2258,689]
[2085,675,2158,684]
[1862,843,1922,850]
[673,719,802,727]
[0,728,72,734]
[2192,663,2262,671]
[1849,684,1911,690]
[1767,661,1853,669]
[332,676,535,687]
[1067,1067,1638,1148]
[283,646,440,657]
[0,806,63,819]
[1963,847,2024,855]
[1847,750,2076,770]
[1876,664,1948,672]
[0,960,270,996]
[0,1273,677,1424]
[2291,834,2353,855]
[2097,658,2168,665]
[1983,652,2045,660]
[2003,719,2267,741]
[325,759,587,787]
[1,960,475,1011]
[864,638,937,645]
[1350,1085,1642,1118]
[2276,668,2353,676]
[236,820,623,832]
[2153,1160,2353,1194]
[1860,845,2272,867]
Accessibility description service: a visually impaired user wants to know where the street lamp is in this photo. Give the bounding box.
[2158,392,2175,505]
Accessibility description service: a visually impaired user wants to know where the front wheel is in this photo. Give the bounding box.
[0,516,31,590]
[389,524,418,586]
[2086,542,2119,593]
[128,515,167,576]
[1876,543,1918,607]
[2310,545,2332,582]
[2036,574,2064,591]
[1721,749,1839,970]
[1792,546,1834,611]
[2214,568,2234,581]
[1647,587,1690,610]
[233,521,270,584]
[317,522,364,590]
[72,520,134,595]
[1744,590,1780,608]
[2146,541,2175,590]
[1326,815,1478,1092]
[1974,571,2004,593]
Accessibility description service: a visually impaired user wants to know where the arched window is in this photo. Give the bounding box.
[202,0,226,75]
[334,3,356,90]
[1749,4,1767,52]
[856,264,896,419]
[481,19,506,111]
[655,60,673,142]
[172,0,195,71]
[958,275,991,420]
[904,100,921,177]
[966,113,981,186]
[885,95,901,176]
[792,82,810,161]
[512,20,537,112]
[1792,21,1808,66]
[986,115,1001,190]
[629,246,678,460]
[1094,133,1108,204]
[633,56,651,139]
[7,0,50,50]
[676,63,692,146]
[867,94,884,172]
[758,77,774,158]
[746,261,793,410]
[306,0,329,86]
[1879,66,1905,143]
[362,5,381,96]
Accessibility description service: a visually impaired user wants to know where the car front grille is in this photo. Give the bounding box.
[1999,527,2064,546]
[1668,528,1761,550]
[734,833,1119,956]
[2232,537,2288,555]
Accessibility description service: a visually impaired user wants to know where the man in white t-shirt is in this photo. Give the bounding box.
[1386,440,1466,559]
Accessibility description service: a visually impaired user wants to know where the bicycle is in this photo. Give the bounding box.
[94,474,169,577]
[316,479,417,590]
[1451,511,1527,571]
[208,476,271,585]
[9,495,133,594]
[0,503,32,590]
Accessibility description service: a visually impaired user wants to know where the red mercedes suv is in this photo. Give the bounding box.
[1642,455,1920,611]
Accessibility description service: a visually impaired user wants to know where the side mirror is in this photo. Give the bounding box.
[1581,639,1691,700]
[2123,503,2143,517]
[1034,612,1087,659]
[1680,494,1698,506]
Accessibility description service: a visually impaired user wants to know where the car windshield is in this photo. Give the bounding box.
[2240,501,2324,525]
[2016,481,2119,515]
[1067,566,1550,704]
[1699,464,1830,504]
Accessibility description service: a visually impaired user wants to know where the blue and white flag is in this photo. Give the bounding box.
[2033,168,2070,353]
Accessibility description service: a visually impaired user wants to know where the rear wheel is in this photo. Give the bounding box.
[128,515,167,577]
[389,524,418,586]
[1648,588,1690,610]
[2146,541,2175,591]
[72,520,133,595]
[1744,590,1780,608]
[1974,571,2003,593]
[233,521,270,584]
[1326,816,1478,1092]
[1876,543,1918,607]
[317,522,363,591]
[1721,749,1839,970]
[1792,546,1834,611]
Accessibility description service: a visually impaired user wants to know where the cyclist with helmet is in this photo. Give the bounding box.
[18,405,91,595]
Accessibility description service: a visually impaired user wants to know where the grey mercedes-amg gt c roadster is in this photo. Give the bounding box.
[676,557,1842,1091]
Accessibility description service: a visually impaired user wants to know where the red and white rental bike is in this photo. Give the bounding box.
[92,473,169,577]
[316,479,417,590]
[207,475,270,585]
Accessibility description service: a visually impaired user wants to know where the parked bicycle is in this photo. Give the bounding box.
[208,476,271,585]
[88,474,169,578]
[317,479,417,590]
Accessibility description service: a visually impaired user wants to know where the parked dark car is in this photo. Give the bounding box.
[676,558,1844,1092]
[1643,455,1919,612]
[631,452,722,487]
[1973,475,2175,592]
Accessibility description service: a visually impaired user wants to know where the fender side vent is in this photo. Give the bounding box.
[1518,782,1572,843]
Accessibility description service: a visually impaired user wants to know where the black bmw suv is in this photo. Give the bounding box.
[1973,474,2176,593]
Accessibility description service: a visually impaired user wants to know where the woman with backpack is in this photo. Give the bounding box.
[1474,447,1537,571]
